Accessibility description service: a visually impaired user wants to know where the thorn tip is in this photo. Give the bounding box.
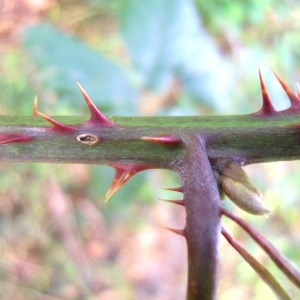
[159,199,185,206]
[254,69,277,116]
[162,187,183,193]
[0,133,33,144]
[77,82,115,126]
[272,69,300,110]
[164,226,186,237]
[105,163,150,202]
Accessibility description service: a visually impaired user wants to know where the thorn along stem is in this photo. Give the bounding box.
[256,69,277,115]
[37,111,76,133]
[77,83,116,126]
[33,99,76,133]
[159,199,185,206]
[272,70,300,108]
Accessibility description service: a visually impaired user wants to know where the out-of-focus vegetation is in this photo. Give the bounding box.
[0,0,299,299]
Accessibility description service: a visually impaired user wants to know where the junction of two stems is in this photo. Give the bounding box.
[0,71,300,299]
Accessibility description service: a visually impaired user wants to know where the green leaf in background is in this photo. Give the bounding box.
[21,24,138,114]
[119,0,234,112]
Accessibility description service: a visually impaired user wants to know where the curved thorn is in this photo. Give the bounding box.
[77,83,115,126]
[105,169,131,202]
[141,135,182,145]
[0,133,34,144]
[37,111,76,133]
[272,70,300,107]
[163,187,183,193]
[255,69,277,115]
[159,199,185,206]
[164,226,186,237]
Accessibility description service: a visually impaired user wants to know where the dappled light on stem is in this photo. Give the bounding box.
[0,70,298,299]
[162,186,183,193]
[255,69,277,116]
[159,198,185,206]
[272,70,300,110]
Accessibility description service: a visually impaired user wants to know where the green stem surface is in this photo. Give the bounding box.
[0,113,299,299]
[0,114,299,166]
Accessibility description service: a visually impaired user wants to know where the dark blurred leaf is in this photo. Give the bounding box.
[119,0,234,111]
[21,24,137,114]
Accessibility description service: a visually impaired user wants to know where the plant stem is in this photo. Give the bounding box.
[0,114,299,166]
[173,134,221,300]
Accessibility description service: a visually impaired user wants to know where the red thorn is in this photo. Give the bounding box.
[38,111,76,133]
[272,70,300,111]
[164,226,186,237]
[163,187,183,193]
[0,133,34,144]
[105,163,149,202]
[105,168,130,202]
[33,97,38,116]
[141,135,182,145]
[159,199,185,206]
[254,69,277,116]
[77,83,115,127]
[35,100,75,133]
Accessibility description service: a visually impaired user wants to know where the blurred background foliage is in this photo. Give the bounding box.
[0,0,299,299]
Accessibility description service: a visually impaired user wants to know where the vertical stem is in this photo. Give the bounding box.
[174,134,221,300]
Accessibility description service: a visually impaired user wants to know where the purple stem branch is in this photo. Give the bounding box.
[221,208,300,288]
[173,133,221,300]
[221,226,291,300]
